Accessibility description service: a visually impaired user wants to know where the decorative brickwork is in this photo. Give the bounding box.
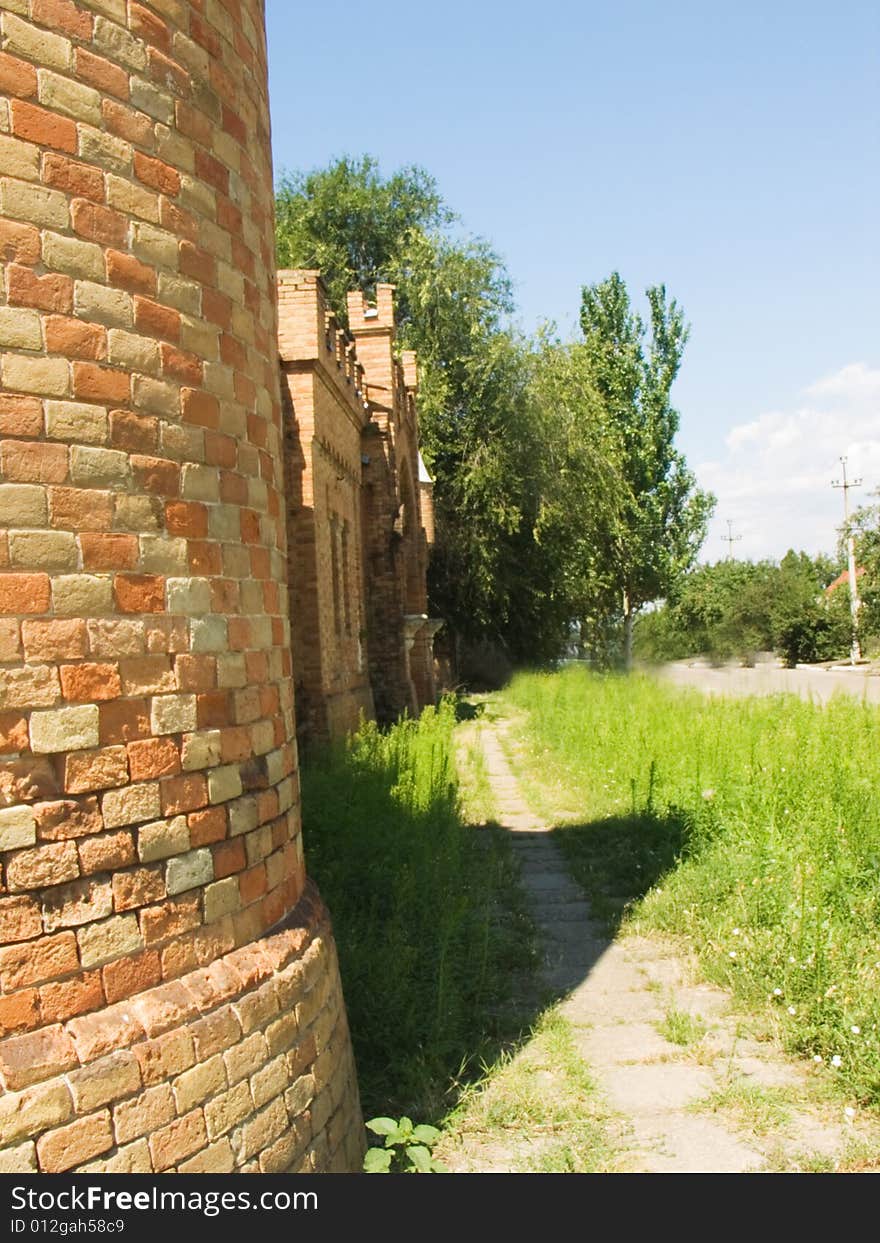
[0,0,361,1173]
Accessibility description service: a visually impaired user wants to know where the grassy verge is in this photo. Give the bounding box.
[502,668,880,1108]
[300,699,535,1121]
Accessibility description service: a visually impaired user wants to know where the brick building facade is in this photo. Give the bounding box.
[279,273,441,742]
[0,0,362,1174]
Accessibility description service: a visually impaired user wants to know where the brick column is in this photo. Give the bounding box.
[0,0,361,1174]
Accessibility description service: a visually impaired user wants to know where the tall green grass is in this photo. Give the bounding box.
[505,668,880,1106]
[300,700,533,1119]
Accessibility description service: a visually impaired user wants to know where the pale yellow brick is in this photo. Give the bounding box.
[51,574,113,616]
[0,1142,36,1172]
[30,704,99,753]
[0,805,37,851]
[113,493,161,532]
[208,765,242,805]
[9,530,77,572]
[179,316,218,361]
[216,653,246,689]
[0,178,68,229]
[154,124,193,175]
[178,171,215,220]
[205,361,236,402]
[203,876,239,922]
[74,280,132,328]
[160,420,204,464]
[150,694,196,736]
[139,535,187,574]
[198,218,231,265]
[165,847,211,896]
[0,99,9,135]
[0,306,41,349]
[180,730,221,772]
[172,1055,226,1114]
[0,1081,73,1148]
[177,1139,234,1174]
[165,577,210,616]
[0,665,60,710]
[215,262,244,306]
[0,484,47,527]
[45,401,108,445]
[137,814,188,862]
[70,446,130,489]
[157,272,200,316]
[37,70,102,126]
[80,1138,151,1174]
[2,353,68,397]
[77,913,143,968]
[204,1081,252,1139]
[212,131,240,178]
[93,17,147,72]
[0,134,39,181]
[171,30,210,79]
[42,231,105,282]
[80,0,126,21]
[77,125,130,175]
[2,14,71,71]
[131,221,177,270]
[250,1054,289,1110]
[106,174,159,225]
[129,76,173,124]
[107,329,160,375]
[190,615,226,653]
[132,374,177,415]
[87,618,144,658]
[180,464,219,503]
[227,797,258,837]
[101,783,162,831]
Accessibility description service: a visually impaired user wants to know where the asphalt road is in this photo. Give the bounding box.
[655,659,880,705]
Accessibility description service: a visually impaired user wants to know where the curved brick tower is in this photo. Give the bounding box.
[0,0,361,1173]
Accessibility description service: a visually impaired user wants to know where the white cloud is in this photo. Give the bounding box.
[695,363,880,563]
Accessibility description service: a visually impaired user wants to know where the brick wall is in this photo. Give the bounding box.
[0,0,361,1173]
[278,271,373,745]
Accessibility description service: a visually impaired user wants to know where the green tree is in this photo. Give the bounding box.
[849,491,880,644]
[578,273,714,666]
[275,156,565,660]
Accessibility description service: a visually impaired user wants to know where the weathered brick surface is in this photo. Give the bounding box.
[0,0,362,1175]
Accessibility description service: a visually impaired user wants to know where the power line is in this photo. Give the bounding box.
[831,455,862,664]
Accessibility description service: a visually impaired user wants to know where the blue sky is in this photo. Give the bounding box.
[265,0,880,562]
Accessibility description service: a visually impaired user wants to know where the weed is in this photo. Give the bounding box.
[658,1007,707,1047]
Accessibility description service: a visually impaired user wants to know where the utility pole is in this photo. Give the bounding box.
[722,519,742,559]
[831,455,862,664]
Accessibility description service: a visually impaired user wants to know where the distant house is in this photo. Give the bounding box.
[825,567,866,596]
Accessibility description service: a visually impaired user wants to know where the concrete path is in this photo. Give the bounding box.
[658,659,880,705]
[457,721,868,1174]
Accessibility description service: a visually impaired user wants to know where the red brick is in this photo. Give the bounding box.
[75,48,130,101]
[0,989,40,1036]
[127,737,180,781]
[109,410,158,453]
[219,471,247,505]
[114,574,165,614]
[133,150,180,196]
[62,747,128,795]
[7,264,73,314]
[1,440,68,484]
[239,865,267,905]
[37,1111,113,1172]
[49,487,114,532]
[32,0,93,39]
[161,343,202,385]
[131,455,179,496]
[0,51,37,99]
[130,2,172,52]
[72,362,130,404]
[10,99,76,153]
[77,830,135,875]
[159,197,198,242]
[71,199,127,248]
[0,932,79,992]
[149,1108,206,1171]
[212,838,245,880]
[204,431,236,468]
[99,698,151,746]
[2,574,51,615]
[196,691,229,729]
[165,501,207,538]
[173,653,215,692]
[160,773,207,815]
[101,98,153,147]
[102,949,161,1003]
[79,533,138,571]
[194,148,228,195]
[0,713,30,754]
[106,249,156,296]
[185,541,220,577]
[134,296,180,343]
[44,315,107,361]
[179,240,215,285]
[59,663,122,703]
[0,392,42,437]
[39,970,104,1024]
[42,153,104,204]
[34,796,102,841]
[139,894,200,946]
[111,865,165,912]
[188,806,226,846]
[180,387,219,429]
[0,896,42,942]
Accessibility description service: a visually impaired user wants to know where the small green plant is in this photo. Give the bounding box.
[658,1006,707,1047]
[363,1116,446,1173]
